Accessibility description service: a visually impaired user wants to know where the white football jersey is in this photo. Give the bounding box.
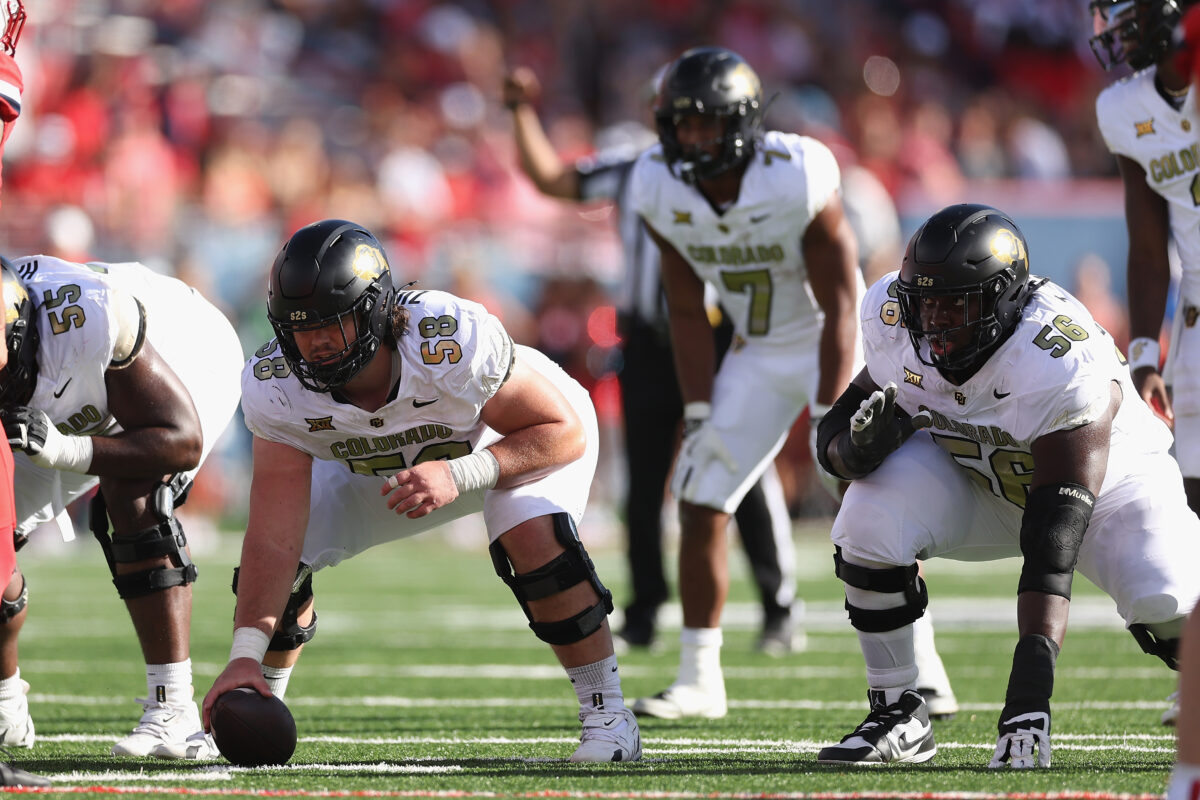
[242,289,515,474]
[1096,68,1200,303]
[861,272,1173,509]
[11,256,223,438]
[630,131,842,346]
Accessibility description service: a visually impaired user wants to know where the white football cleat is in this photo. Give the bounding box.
[1163,690,1180,726]
[0,679,33,747]
[570,708,641,762]
[112,697,218,760]
[631,683,726,719]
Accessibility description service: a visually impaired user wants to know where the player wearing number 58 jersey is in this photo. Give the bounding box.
[816,204,1200,768]
[203,220,641,764]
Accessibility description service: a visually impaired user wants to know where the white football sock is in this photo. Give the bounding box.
[677,626,723,689]
[146,659,193,706]
[262,665,293,700]
[565,654,625,715]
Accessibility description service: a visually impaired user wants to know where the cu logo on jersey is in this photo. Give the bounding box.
[990,229,1026,267]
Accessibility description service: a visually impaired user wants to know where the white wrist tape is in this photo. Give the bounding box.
[1127,337,1161,373]
[683,401,712,421]
[229,626,271,664]
[448,449,500,493]
[37,429,93,473]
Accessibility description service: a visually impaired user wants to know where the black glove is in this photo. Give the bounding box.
[837,382,930,476]
[990,708,1051,768]
[2,405,49,457]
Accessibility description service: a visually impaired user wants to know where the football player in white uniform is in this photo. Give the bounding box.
[1094,2,1200,507]
[1093,0,1199,727]
[625,46,955,721]
[0,255,242,760]
[199,220,640,763]
[814,205,1200,767]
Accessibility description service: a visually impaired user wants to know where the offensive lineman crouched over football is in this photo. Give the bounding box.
[201,219,641,763]
[0,256,243,759]
[815,204,1200,767]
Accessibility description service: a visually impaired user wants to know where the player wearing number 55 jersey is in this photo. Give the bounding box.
[202,220,641,763]
[0,256,242,761]
[815,204,1200,768]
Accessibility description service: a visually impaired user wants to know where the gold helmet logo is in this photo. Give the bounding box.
[726,63,761,98]
[989,229,1026,267]
[4,278,26,327]
[351,244,387,282]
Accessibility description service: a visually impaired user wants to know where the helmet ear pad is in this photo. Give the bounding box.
[267,220,395,393]
[896,204,1032,375]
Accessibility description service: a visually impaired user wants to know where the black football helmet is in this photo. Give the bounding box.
[267,220,395,393]
[654,46,763,184]
[0,257,38,409]
[1089,0,1188,71]
[896,204,1035,376]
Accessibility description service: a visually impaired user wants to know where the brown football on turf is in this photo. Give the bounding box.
[210,687,297,767]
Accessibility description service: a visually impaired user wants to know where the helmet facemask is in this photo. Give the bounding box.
[270,283,386,394]
[1089,0,1183,71]
[896,270,1016,373]
[0,259,38,409]
[657,104,759,184]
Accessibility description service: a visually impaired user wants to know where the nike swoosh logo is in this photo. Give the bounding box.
[53,379,72,399]
[413,398,438,408]
[750,213,770,223]
[993,389,1011,399]
[894,722,931,756]
[603,718,616,727]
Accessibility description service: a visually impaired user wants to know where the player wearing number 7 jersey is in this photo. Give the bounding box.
[203,219,641,763]
[815,204,1200,767]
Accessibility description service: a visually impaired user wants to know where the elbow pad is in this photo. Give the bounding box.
[815,383,870,480]
[1017,483,1095,600]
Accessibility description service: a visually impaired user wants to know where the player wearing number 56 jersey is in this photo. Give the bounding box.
[816,204,1200,768]
[203,220,641,764]
[0,255,242,761]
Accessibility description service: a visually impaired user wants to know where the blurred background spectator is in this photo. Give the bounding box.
[0,0,1140,531]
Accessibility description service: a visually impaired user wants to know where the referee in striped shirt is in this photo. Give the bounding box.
[504,66,797,654]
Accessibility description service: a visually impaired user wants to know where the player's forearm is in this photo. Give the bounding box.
[511,105,575,198]
[88,425,203,477]
[816,311,857,405]
[1126,258,1170,340]
[667,309,717,404]
[488,418,586,489]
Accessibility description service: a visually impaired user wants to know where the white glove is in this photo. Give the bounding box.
[2,406,93,472]
[989,710,1051,769]
[680,401,737,478]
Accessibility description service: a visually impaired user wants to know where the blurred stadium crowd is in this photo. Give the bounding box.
[0,0,1130,532]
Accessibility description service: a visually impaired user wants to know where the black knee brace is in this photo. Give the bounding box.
[91,481,198,599]
[1129,623,1179,670]
[489,513,613,646]
[0,574,27,623]
[833,546,928,633]
[232,563,317,652]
